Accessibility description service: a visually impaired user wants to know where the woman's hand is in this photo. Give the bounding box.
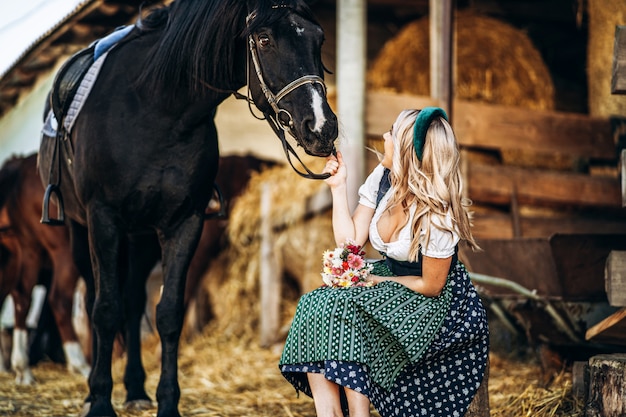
[323,151,347,189]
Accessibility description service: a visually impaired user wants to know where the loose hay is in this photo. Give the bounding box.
[0,161,587,417]
[0,334,585,417]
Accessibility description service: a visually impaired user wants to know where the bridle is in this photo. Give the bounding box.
[246,33,334,180]
[202,10,335,179]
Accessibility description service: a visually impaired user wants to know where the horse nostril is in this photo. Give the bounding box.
[303,116,317,133]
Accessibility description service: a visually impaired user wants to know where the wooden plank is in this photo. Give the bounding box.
[467,163,622,207]
[612,26,626,94]
[471,212,626,240]
[366,92,437,135]
[365,91,616,159]
[585,309,626,345]
[259,184,281,348]
[606,251,626,307]
[454,101,615,159]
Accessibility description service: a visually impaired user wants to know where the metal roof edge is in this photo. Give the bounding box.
[0,0,100,83]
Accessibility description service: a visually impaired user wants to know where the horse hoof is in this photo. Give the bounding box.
[125,399,154,411]
[15,370,35,385]
[80,400,117,417]
[79,402,91,417]
[68,362,91,379]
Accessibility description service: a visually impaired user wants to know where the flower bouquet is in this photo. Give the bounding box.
[321,240,374,288]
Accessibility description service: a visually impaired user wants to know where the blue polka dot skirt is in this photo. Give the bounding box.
[280,261,489,417]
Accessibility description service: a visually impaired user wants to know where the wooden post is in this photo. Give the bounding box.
[611,26,626,94]
[466,357,490,417]
[259,184,281,348]
[585,354,626,417]
[606,251,626,307]
[620,149,626,207]
[429,0,454,118]
[337,0,366,212]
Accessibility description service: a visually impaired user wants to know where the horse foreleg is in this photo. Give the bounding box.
[48,256,90,378]
[10,261,38,385]
[83,210,122,417]
[123,234,160,409]
[0,295,10,372]
[155,215,204,417]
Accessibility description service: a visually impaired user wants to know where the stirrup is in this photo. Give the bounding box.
[41,184,65,226]
[204,184,226,219]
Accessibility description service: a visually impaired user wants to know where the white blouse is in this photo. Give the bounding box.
[358,164,459,261]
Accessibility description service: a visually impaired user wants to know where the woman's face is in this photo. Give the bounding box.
[381,127,394,169]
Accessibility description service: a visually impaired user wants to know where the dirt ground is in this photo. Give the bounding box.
[0,327,584,417]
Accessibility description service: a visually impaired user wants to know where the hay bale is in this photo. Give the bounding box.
[368,11,555,110]
[367,11,585,171]
[228,158,328,246]
[187,159,336,337]
[587,0,626,117]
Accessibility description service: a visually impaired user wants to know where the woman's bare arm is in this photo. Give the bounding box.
[370,255,451,297]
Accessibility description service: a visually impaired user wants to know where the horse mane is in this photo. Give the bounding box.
[135,0,317,105]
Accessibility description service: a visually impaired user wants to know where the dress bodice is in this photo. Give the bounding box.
[358,164,459,261]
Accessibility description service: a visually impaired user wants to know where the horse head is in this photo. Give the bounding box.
[245,1,338,158]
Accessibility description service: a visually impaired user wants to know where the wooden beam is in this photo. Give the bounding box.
[612,26,626,94]
[467,163,622,208]
[366,91,616,159]
[471,212,626,240]
[586,311,626,345]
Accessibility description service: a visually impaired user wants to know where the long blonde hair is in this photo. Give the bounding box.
[385,109,480,261]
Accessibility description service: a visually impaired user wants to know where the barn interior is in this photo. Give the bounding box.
[0,1,625,416]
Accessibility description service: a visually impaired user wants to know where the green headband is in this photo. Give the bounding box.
[413,107,448,161]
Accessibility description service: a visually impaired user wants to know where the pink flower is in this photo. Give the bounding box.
[347,253,364,270]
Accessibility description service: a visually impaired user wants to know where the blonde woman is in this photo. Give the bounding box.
[280,108,489,417]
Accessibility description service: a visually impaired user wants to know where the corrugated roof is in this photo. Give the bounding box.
[0,0,98,81]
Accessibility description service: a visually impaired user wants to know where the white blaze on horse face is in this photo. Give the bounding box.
[290,18,305,36]
[309,86,327,133]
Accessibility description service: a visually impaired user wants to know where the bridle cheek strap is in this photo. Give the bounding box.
[248,36,326,134]
[247,35,332,180]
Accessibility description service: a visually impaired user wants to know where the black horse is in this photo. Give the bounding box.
[37,1,337,416]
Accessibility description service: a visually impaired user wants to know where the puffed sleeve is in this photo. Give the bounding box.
[358,164,386,209]
[420,212,460,258]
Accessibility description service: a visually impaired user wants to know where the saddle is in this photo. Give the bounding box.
[49,46,96,128]
[40,25,226,225]
[41,26,136,226]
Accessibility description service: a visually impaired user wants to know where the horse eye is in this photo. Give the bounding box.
[258,35,271,48]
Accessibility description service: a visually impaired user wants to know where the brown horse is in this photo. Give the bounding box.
[0,153,90,384]
[0,152,273,386]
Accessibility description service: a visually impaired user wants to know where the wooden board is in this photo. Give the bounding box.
[471,212,626,240]
[460,234,626,301]
[366,91,617,159]
[467,162,622,208]
[612,26,626,94]
[586,308,626,346]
